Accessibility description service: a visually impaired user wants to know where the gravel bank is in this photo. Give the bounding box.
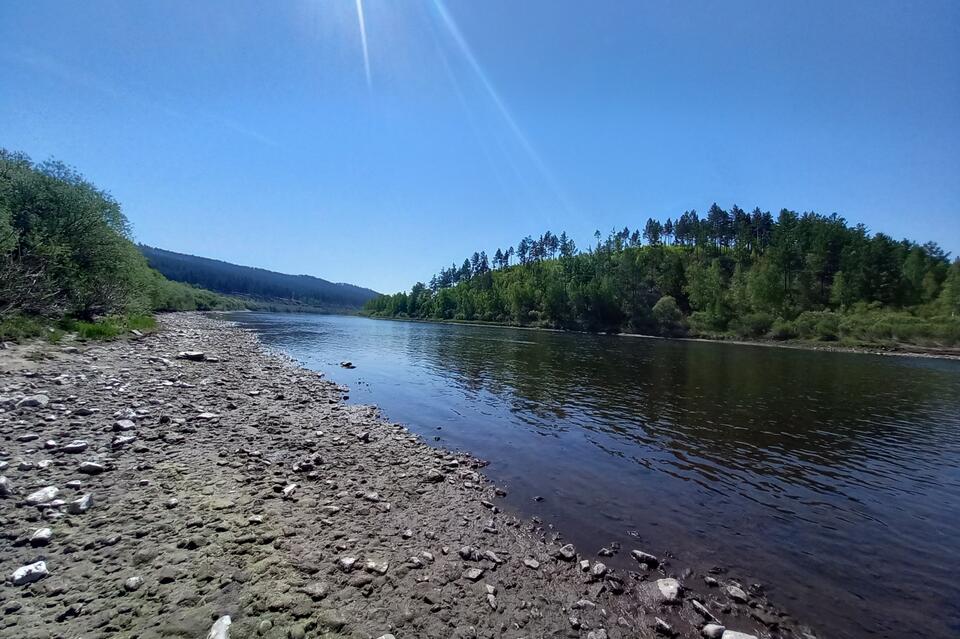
[0,313,817,639]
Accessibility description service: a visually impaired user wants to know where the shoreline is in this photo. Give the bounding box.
[361,313,960,361]
[1,313,816,638]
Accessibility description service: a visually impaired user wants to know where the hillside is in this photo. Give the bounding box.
[365,208,960,348]
[140,245,379,311]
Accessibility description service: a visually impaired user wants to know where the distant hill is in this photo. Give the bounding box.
[139,245,379,312]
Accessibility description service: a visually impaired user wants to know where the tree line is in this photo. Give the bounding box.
[365,205,960,346]
[0,149,240,332]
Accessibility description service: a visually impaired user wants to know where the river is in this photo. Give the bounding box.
[226,311,960,639]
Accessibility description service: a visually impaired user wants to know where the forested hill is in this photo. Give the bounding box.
[364,207,960,348]
[140,245,379,311]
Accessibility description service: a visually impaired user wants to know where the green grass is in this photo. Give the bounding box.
[0,312,161,344]
[0,314,47,342]
[58,313,158,340]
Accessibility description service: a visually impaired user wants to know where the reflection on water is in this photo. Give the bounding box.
[228,312,960,639]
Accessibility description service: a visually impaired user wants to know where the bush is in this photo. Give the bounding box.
[769,319,798,340]
[731,312,774,338]
[652,296,684,336]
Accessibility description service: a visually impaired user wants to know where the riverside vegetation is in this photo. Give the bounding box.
[364,211,960,350]
[0,149,243,343]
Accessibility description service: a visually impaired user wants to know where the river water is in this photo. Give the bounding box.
[226,312,960,639]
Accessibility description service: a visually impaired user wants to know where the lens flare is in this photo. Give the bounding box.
[431,0,575,215]
[355,0,372,89]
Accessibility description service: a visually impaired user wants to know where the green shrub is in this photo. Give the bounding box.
[769,319,798,340]
[652,295,684,336]
[731,311,774,338]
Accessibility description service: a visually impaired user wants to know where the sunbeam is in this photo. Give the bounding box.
[431,0,575,216]
[355,0,372,89]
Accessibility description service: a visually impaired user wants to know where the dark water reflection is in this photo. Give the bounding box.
[227,312,960,639]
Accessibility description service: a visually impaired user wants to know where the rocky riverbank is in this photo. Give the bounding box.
[1,313,817,639]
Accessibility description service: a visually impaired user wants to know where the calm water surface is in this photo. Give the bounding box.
[227,312,960,639]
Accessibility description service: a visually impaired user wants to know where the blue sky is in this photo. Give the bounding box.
[1,0,958,293]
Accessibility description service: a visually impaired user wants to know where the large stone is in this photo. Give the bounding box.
[67,494,94,514]
[61,440,89,454]
[557,544,576,561]
[11,561,49,585]
[702,624,726,639]
[726,585,749,603]
[0,476,12,497]
[656,578,682,603]
[30,528,52,547]
[631,549,659,566]
[111,435,137,450]
[25,486,59,505]
[206,615,231,639]
[462,568,484,581]
[16,395,49,408]
[177,351,206,361]
[78,462,106,475]
[721,631,757,639]
[124,575,144,592]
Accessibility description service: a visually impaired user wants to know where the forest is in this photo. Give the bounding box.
[140,245,378,311]
[364,206,960,347]
[0,149,241,340]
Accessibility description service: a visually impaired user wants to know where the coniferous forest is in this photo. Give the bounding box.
[364,206,960,347]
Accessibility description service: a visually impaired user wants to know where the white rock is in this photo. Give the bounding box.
[631,549,659,566]
[124,575,144,591]
[702,624,726,639]
[726,585,749,603]
[721,631,757,639]
[657,577,682,603]
[206,615,231,639]
[25,486,59,505]
[67,493,93,514]
[78,461,106,474]
[11,561,49,585]
[463,567,484,581]
[30,527,52,546]
[591,561,607,578]
[0,476,13,497]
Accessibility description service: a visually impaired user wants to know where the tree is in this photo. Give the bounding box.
[652,295,683,335]
[642,218,663,246]
[558,232,576,258]
[940,259,960,316]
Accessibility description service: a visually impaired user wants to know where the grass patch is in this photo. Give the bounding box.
[0,315,47,342]
[58,313,158,340]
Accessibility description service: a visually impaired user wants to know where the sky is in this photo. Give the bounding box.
[1,0,958,294]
